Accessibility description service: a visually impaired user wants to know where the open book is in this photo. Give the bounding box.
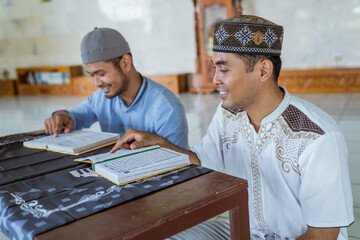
[74,145,191,186]
[23,130,120,155]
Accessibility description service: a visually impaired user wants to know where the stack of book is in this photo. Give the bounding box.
[26,71,70,85]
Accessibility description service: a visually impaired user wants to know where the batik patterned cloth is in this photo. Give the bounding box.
[0,140,211,240]
[191,87,354,239]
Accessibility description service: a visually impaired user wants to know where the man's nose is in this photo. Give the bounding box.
[93,76,102,87]
[213,70,222,85]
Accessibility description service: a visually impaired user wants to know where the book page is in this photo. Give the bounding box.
[49,131,118,148]
[98,147,187,175]
[75,145,160,164]
[24,130,119,153]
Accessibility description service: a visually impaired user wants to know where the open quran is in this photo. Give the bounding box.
[74,145,191,186]
[23,130,120,155]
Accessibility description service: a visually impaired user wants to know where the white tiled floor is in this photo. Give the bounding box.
[0,92,359,239]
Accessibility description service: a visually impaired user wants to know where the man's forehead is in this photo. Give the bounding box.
[85,61,111,73]
[212,52,237,64]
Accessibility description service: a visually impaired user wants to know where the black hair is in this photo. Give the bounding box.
[234,54,282,82]
[104,53,133,74]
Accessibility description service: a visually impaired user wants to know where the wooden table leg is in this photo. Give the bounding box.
[229,191,250,240]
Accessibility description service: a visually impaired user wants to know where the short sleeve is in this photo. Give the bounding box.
[68,93,98,130]
[298,130,354,227]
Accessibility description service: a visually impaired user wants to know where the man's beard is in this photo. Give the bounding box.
[114,76,129,97]
[106,70,129,98]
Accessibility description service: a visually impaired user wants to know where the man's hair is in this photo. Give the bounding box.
[235,54,282,82]
[104,53,133,74]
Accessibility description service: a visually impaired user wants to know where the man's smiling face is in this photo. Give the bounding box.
[212,52,260,110]
[86,60,129,99]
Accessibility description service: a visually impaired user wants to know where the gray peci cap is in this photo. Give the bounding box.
[81,27,131,64]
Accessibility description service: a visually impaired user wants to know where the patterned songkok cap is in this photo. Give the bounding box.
[213,15,284,56]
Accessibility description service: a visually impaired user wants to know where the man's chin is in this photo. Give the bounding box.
[222,101,241,110]
[103,87,125,99]
[104,92,116,98]
[221,101,233,109]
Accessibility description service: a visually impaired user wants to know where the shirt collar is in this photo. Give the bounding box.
[221,86,291,120]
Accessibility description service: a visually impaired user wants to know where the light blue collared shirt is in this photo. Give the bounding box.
[68,76,188,149]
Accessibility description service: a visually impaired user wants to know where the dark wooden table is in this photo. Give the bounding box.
[35,171,250,240]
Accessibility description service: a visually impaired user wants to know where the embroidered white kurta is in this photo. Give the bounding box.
[191,88,354,239]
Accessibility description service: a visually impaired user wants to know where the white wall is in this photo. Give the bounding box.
[243,0,360,69]
[1,0,360,80]
[0,0,197,79]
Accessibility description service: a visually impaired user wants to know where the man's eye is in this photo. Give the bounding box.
[220,70,228,73]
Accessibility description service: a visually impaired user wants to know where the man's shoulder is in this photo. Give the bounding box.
[144,77,169,92]
[143,77,181,104]
[286,96,339,134]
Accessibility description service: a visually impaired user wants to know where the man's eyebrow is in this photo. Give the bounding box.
[212,60,228,66]
[86,69,105,75]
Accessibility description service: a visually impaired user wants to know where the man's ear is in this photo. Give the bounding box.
[120,54,132,72]
[259,58,273,82]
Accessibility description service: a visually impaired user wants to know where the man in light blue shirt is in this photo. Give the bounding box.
[44,27,188,149]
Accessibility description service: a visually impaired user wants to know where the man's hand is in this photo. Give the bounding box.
[110,129,165,153]
[110,129,201,165]
[44,111,74,137]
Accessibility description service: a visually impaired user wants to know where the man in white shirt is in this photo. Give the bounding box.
[111,15,354,239]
